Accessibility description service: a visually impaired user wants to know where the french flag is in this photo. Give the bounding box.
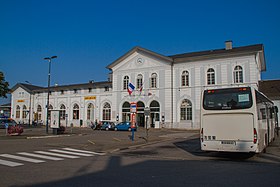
[127,82,135,95]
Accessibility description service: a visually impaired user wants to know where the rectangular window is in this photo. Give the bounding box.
[16,111,20,118]
[203,87,253,110]
[180,108,186,120]
[187,108,192,120]
[60,110,66,120]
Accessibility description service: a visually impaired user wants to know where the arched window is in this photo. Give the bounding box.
[234,65,243,83]
[122,102,130,122]
[16,105,20,118]
[87,103,94,120]
[150,73,157,88]
[73,104,79,120]
[37,105,42,120]
[123,76,129,90]
[103,102,111,121]
[60,104,66,120]
[22,105,27,119]
[181,71,189,87]
[207,68,215,85]
[137,74,143,89]
[180,99,192,121]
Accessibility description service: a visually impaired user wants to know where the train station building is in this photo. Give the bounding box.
[10,41,267,129]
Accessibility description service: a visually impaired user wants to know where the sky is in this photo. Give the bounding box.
[0,0,280,103]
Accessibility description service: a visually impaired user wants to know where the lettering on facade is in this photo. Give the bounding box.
[17,100,24,102]
[84,96,96,100]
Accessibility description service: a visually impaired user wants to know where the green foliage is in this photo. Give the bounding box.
[0,71,10,98]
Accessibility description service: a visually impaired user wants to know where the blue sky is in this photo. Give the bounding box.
[0,0,280,97]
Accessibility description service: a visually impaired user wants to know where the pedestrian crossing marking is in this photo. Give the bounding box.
[0,159,23,167]
[0,154,45,163]
[62,148,106,155]
[18,152,64,161]
[0,148,106,168]
[34,151,80,159]
[49,149,94,157]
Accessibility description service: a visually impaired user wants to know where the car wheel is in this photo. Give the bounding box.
[114,127,118,131]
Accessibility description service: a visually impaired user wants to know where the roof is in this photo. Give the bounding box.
[259,80,280,100]
[33,81,112,92]
[10,83,44,93]
[106,44,266,71]
[0,103,11,108]
[11,81,112,93]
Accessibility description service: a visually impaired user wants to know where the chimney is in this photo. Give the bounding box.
[108,72,112,82]
[225,40,233,50]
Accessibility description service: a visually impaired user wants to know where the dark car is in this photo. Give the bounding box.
[100,122,116,131]
[0,118,17,129]
[114,122,137,131]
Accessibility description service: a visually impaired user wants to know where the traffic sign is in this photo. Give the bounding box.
[5,123,9,129]
[130,102,137,113]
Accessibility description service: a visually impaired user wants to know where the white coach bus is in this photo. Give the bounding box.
[200,86,278,153]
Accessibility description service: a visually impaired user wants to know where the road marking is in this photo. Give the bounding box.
[49,149,94,157]
[0,159,23,167]
[34,151,80,159]
[0,154,45,163]
[62,148,106,155]
[17,152,64,161]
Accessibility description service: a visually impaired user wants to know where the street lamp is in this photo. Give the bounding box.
[44,56,57,134]
[25,81,32,127]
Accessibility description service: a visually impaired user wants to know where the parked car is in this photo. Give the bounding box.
[100,122,116,131]
[114,122,137,131]
[0,118,17,129]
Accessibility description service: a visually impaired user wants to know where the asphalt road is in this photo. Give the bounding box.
[0,127,279,187]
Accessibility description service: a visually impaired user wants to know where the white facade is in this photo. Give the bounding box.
[11,42,266,129]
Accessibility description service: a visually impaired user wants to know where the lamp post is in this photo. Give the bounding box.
[25,81,32,127]
[44,56,57,134]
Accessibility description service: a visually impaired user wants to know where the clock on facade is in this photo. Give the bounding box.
[137,58,143,64]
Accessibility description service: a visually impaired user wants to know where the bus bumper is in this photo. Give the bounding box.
[201,140,258,153]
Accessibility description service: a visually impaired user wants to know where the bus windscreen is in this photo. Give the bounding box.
[203,87,253,110]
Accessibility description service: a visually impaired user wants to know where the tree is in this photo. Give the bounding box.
[0,71,10,98]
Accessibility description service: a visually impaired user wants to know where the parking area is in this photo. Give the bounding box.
[0,126,279,162]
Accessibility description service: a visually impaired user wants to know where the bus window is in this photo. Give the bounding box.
[203,87,253,110]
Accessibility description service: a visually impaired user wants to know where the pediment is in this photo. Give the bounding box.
[110,47,172,72]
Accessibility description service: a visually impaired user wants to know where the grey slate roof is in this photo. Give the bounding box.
[11,81,112,93]
[259,80,280,100]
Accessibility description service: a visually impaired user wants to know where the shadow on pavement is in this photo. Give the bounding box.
[174,137,256,161]
[18,155,280,187]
